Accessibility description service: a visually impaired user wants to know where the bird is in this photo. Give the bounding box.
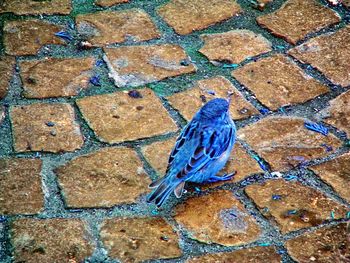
[147,97,236,207]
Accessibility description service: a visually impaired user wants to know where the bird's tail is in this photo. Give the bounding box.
[147,177,185,207]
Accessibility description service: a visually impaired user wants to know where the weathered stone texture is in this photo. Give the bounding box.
[0,0,71,15]
[103,44,196,87]
[175,190,261,246]
[237,117,342,171]
[245,179,348,233]
[76,89,177,143]
[0,56,15,99]
[10,103,84,153]
[158,0,241,35]
[232,54,329,110]
[20,58,95,98]
[56,147,151,207]
[0,159,43,215]
[95,0,128,7]
[100,217,182,262]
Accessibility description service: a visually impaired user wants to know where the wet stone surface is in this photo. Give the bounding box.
[245,179,348,233]
[10,103,84,153]
[232,54,329,110]
[175,190,261,246]
[256,0,341,44]
[289,25,350,87]
[3,19,65,56]
[285,223,350,262]
[76,88,177,143]
[76,9,160,46]
[56,147,151,208]
[157,0,241,35]
[11,218,94,263]
[0,0,72,15]
[187,246,281,263]
[199,30,271,64]
[310,153,350,203]
[0,158,43,215]
[167,76,259,121]
[100,217,182,262]
[238,116,342,171]
[20,57,95,98]
[103,44,196,87]
[0,56,15,99]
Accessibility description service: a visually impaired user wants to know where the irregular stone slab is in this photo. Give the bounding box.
[76,89,177,143]
[103,44,196,87]
[95,0,128,7]
[158,0,241,35]
[187,246,281,262]
[11,218,93,263]
[142,138,263,185]
[318,90,350,136]
[0,56,15,99]
[344,0,350,7]
[76,9,160,46]
[199,30,271,64]
[237,116,342,171]
[286,223,350,262]
[167,76,259,121]
[232,54,329,110]
[10,103,84,153]
[100,217,182,262]
[56,147,151,208]
[0,0,71,15]
[175,190,261,246]
[310,153,350,203]
[256,0,341,44]
[0,158,43,215]
[4,19,65,56]
[289,26,350,87]
[20,57,95,98]
[245,179,348,233]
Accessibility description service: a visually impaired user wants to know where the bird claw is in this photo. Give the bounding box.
[206,171,236,183]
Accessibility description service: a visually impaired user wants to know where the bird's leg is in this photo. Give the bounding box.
[205,171,236,183]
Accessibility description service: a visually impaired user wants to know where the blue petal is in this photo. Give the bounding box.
[304,122,328,136]
[54,31,73,41]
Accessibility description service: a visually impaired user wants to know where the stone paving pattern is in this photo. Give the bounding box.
[0,0,349,262]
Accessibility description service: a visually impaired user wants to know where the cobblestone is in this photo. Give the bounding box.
[95,0,129,7]
[0,158,43,215]
[245,179,348,233]
[0,56,15,99]
[0,0,71,15]
[100,217,182,262]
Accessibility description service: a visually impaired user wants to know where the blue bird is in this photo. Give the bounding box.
[147,97,236,207]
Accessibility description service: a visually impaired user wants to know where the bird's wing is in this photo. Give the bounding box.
[166,120,234,181]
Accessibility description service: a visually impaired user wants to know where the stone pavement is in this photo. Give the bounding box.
[0,0,349,262]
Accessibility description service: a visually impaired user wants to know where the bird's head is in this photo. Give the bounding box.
[199,98,230,120]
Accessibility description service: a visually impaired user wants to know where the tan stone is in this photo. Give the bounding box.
[95,0,128,7]
[11,218,93,263]
[232,54,329,110]
[245,179,348,233]
[158,0,241,35]
[0,56,15,99]
[103,44,196,87]
[175,190,261,246]
[20,58,95,98]
[4,19,65,56]
[56,147,151,207]
[10,103,84,153]
[100,217,182,262]
[256,0,341,44]
[318,90,350,136]
[0,159,43,215]
[76,88,177,143]
[309,153,350,203]
[142,138,263,186]
[167,76,259,121]
[199,30,271,64]
[187,246,281,263]
[237,116,342,171]
[344,0,350,7]
[76,9,160,46]
[286,223,350,262]
[289,26,350,87]
[0,0,71,15]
